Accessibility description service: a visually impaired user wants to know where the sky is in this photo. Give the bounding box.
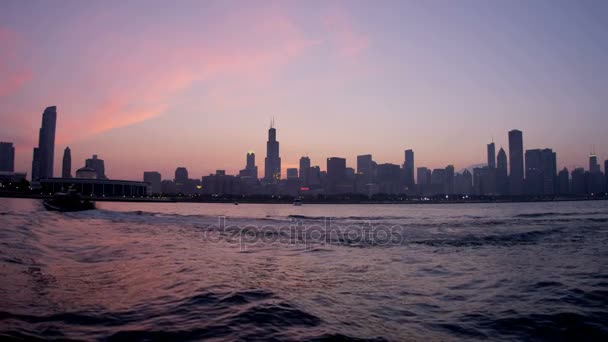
[1,0,607,181]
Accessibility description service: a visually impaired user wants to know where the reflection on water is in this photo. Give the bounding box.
[1,198,607,340]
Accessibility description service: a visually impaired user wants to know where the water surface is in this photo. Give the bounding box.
[1,198,607,340]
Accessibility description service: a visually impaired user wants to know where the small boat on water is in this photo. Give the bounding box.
[43,189,95,212]
[293,197,303,206]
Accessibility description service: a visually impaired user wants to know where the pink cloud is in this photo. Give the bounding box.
[52,4,322,144]
[0,27,32,96]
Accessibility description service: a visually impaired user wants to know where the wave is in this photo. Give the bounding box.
[515,211,608,218]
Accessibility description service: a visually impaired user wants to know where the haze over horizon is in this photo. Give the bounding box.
[1,0,607,181]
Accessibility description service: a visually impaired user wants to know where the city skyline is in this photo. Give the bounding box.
[2,106,608,183]
[1,1,608,180]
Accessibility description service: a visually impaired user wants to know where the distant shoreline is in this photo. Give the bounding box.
[1,191,606,205]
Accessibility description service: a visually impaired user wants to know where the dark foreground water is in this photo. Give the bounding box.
[1,198,607,341]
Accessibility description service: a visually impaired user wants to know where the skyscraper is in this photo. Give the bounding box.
[299,156,311,187]
[286,168,298,180]
[31,148,40,181]
[327,157,346,194]
[496,147,509,195]
[357,154,375,183]
[525,148,556,196]
[0,142,15,172]
[239,151,258,179]
[403,149,415,188]
[417,167,431,194]
[264,120,281,183]
[525,149,543,195]
[32,106,57,181]
[605,160,608,192]
[62,147,72,178]
[85,155,107,180]
[508,129,524,195]
[557,168,570,195]
[144,171,162,194]
[589,153,600,173]
[444,165,455,194]
[487,142,496,169]
[377,163,401,194]
[175,167,188,186]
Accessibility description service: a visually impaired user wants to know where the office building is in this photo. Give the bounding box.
[299,156,311,187]
[32,106,57,181]
[496,148,508,195]
[557,168,569,195]
[85,155,107,180]
[357,154,376,184]
[0,142,15,172]
[239,151,258,179]
[62,147,72,178]
[144,171,162,194]
[571,168,586,195]
[327,157,347,194]
[508,129,524,195]
[377,163,401,194]
[403,149,415,188]
[264,120,281,183]
[487,142,496,169]
[175,167,188,186]
[287,168,298,180]
[417,167,431,195]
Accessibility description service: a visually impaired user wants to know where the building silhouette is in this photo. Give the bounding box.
[557,168,570,195]
[264,120,281,183]
[403,149,415,189]
[473,167,490,196]
[202,170,241,195]
[62,147,72,178]
[496,148,509,195]
[76,166,97,179]
[430,168,446,195]
[487,142,496,169]
[454,169,473,195]
[326,157,347,194]
[605,160,608,192]
[508,129,524,195]
[175,167,188,187]
[299,156,311,187]
[417,167,431,194]
[377,163,401,194]
[32,106,57,181]
[286,168,298,180]
[589,153,600,173]
[445,165,455,194]
[85,155,107,180]
[525,149,556,195]
[571,168,586,195]
[588,153,604,194]
[239,151,258,179]
[144,171,162,194]
[0,142,15,172]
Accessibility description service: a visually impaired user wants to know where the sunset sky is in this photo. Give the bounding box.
[1,0,607,180]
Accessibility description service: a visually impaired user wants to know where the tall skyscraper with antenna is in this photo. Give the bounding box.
[264,118,281,183]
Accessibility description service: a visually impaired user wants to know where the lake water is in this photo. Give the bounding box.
[1,198,607,341]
